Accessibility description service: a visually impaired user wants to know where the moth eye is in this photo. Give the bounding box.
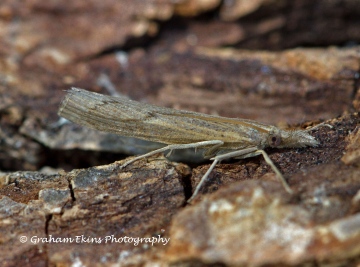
[268,134,282,147]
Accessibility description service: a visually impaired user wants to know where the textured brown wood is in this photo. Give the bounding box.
[0,0,360,266]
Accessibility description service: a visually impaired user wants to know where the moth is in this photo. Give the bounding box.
[58,88,330,202]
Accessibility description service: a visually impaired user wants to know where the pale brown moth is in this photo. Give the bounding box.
[58,88,330,202]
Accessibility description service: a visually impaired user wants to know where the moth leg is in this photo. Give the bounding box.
[210,147,259,161]
[203,143,224,159]
[188,147,293,203]
[188,147,258,203]
[218,149,292,193]
[166,150,173,157]
[119,140,224,169]
[251,150,293,194]
[187,158,219,203]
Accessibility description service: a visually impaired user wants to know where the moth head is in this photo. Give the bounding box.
[269,128,319,148]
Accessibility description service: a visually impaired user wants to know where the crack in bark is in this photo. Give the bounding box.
[353,57,360,100]
[67,177,76,202]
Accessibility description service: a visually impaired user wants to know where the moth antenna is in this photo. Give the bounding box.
[305,122,333,132]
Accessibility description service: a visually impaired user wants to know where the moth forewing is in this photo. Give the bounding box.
[59,88,265,147]
[58,88,326,202]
